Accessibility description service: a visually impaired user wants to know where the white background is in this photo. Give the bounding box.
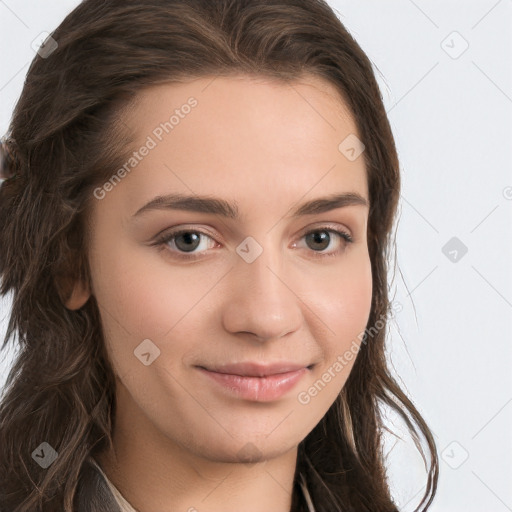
[1,1,511,511]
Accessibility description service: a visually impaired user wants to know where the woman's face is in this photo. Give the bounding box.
[79,74,372,464]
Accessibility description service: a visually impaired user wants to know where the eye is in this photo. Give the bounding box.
[154,228,218,260]
[297,227,353,259]
[153,225,353,261]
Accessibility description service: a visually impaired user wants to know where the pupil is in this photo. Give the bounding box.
[308,231,329,250]
[176,232,200,252]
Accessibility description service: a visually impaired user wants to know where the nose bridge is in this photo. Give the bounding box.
[221,233,303,341]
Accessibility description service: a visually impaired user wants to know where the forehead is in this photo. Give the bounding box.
[110,74,368,215]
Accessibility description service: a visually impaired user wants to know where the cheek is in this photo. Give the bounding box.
[88,237,219,371]
[294,252,372,414]
[89,233,183,330]
[87,237,177,371]
[313,250,373,359]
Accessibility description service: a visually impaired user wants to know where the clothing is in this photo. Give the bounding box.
[87,457,137,512]
[86,456,316,512]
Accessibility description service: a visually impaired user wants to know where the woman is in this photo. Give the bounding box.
[0,0,438,511]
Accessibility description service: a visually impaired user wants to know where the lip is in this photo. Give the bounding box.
[196,363,311,402]
[200,361,312,377]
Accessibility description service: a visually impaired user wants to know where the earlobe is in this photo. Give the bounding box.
[56,247,92,310]
[64,279,91,310]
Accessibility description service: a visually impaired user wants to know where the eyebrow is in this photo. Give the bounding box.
[132,192,369,219]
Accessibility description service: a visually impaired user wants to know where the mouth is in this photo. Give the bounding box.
[197,361,315,377]
[195,362,314,402]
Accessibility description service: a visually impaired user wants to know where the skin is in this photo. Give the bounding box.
[66,74,372,512]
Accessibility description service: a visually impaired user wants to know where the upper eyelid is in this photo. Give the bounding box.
[155,224,354,251]
[157,223,353,241]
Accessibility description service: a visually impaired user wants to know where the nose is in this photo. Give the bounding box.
[220,241,303,343]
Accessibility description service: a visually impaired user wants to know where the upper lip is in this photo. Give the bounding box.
[198,361,312,377]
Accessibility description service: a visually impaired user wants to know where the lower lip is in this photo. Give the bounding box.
[197,367,309,402]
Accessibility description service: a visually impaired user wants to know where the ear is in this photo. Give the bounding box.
[65,279,91,310]
[55,253,92,310]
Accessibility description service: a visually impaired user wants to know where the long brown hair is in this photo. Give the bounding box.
[0,1,438,510]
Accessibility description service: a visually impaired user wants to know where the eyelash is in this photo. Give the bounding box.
[153,226,354,261]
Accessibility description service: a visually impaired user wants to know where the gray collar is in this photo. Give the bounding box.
[81,456,316,512]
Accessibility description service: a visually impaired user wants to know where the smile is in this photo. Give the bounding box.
[196,366,310,402]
